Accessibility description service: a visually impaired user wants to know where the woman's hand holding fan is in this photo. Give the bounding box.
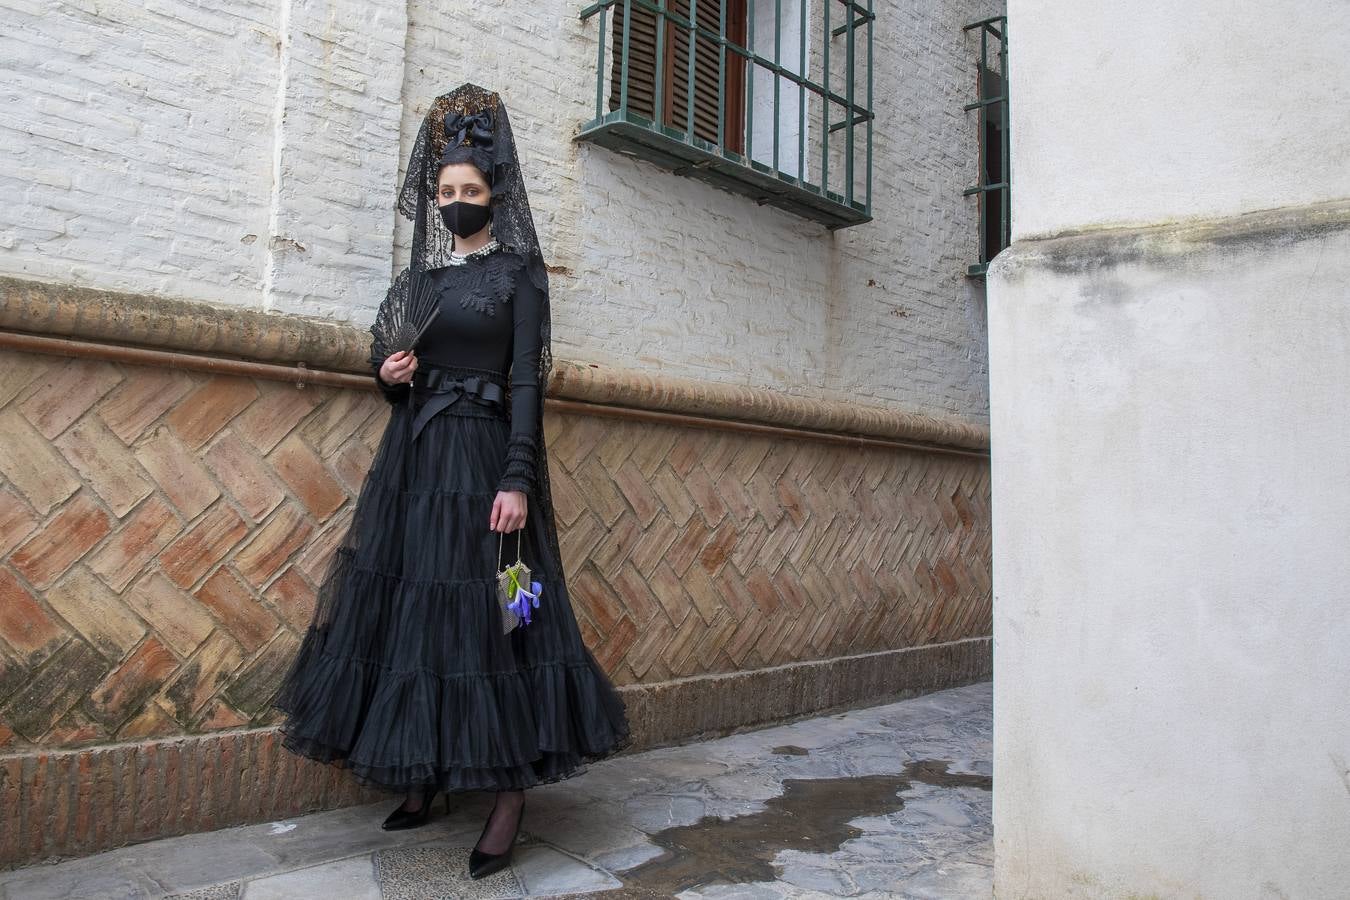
[379,350,418,385]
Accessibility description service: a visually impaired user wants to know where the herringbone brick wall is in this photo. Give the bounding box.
[0,352,385,750]
[0,348,989,754]
[550,416,991,685]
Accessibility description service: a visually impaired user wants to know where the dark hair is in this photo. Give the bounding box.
[437,144,493,190]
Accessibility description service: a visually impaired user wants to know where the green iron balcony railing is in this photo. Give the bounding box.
[577,0,874,229]
[962,15,1009,277]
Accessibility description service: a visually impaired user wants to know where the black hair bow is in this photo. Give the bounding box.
[444,109,495,153]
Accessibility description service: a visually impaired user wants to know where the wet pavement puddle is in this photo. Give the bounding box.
[590,758,992,897]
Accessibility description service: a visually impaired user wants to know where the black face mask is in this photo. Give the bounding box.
[439,200,491,239]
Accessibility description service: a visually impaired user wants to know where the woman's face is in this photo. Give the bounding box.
[437,163,491,207]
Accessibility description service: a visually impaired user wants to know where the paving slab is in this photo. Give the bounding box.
[243,856,380,900]
[513,842,622,896]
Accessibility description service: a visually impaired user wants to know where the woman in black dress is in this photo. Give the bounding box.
[273,83,632,880]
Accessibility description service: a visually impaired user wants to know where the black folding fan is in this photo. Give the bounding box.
[370,263,440,362]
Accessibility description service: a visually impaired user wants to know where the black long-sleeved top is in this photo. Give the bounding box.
[371,250,542,495]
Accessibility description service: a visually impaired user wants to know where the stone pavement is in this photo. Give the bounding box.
[0,682,991,900]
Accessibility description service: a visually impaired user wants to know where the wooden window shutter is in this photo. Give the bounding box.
[610,1,747,155]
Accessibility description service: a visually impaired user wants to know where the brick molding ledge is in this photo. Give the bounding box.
[618,637,991,748]
[0,276,988,454]
[0,639,988,869]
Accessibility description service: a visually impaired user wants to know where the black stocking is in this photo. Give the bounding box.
[475,789,525,854]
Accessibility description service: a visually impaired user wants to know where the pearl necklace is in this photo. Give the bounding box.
[447,239,501,265]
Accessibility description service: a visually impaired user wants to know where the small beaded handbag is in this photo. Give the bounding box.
[495,529,542,634]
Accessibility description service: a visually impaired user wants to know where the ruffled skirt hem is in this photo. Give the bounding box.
[274,635,634,794]
[276,729,636,795]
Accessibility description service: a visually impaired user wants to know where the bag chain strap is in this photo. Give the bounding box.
[497,529,523,571]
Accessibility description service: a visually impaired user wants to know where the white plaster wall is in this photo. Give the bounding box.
[989,210,1350,899]
[1006,0,1350,239]
[991,3,1350,892]
[0,0,993,423]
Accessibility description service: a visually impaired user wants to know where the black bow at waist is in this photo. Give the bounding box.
[409,367,506,443]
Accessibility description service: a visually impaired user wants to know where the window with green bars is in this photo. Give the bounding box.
[578,0,875,230]
[963,15,1009,277]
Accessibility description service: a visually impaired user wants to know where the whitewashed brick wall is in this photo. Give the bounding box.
[1,0,994,423]
[1,1,279,302]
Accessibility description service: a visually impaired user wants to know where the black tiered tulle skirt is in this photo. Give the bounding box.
[274,366,632,793]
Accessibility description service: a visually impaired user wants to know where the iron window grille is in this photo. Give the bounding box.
[963,15,1009,276]
[578,0,875,229]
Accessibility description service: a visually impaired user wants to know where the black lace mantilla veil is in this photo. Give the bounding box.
[372,82,567,609]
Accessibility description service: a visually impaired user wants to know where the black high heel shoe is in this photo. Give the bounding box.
[468,793,526,879]
[380,789,448,831]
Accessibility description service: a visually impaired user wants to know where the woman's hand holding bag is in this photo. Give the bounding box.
[489,489,527,533]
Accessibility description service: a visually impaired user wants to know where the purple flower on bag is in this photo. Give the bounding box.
[508,581,543,626]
